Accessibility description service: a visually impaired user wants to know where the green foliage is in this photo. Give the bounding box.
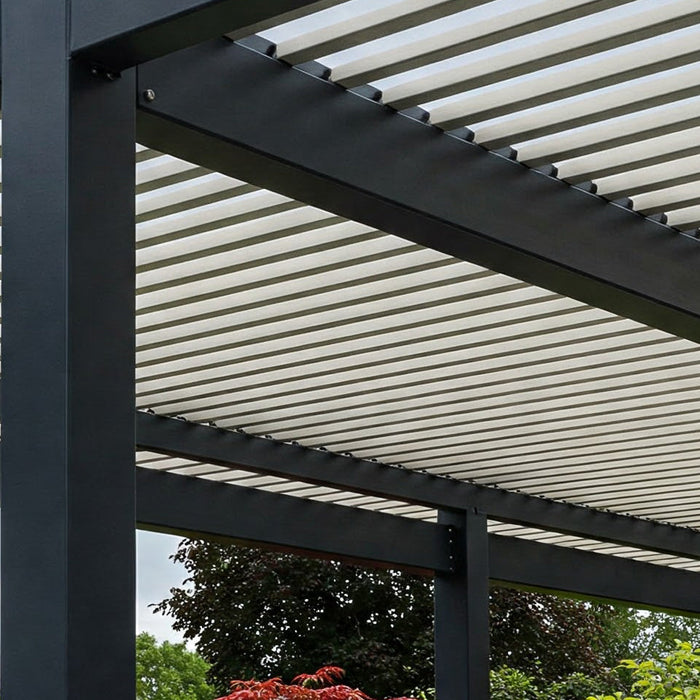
[544,672,609,700]
[409,690,434,700]
[417,667,606,700]
[489,666,606,700]
[588,640,700,700]
[136,632,216,700]
[490,666,540,700]
[625,615,700,663]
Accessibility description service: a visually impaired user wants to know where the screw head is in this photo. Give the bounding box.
[143,89,156,102]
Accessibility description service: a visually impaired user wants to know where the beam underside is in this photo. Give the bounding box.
[136,467,453,574]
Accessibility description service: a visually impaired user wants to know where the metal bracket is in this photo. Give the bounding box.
[447,525,458,574]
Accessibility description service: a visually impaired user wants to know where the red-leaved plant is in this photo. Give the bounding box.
[215,665,417,700]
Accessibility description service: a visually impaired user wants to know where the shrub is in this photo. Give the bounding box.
[215,666,417,700]
[588,640,700,700]
[489,665,607,700]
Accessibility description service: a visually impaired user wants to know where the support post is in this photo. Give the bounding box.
[435,509,490,699]
[1,1,136,698]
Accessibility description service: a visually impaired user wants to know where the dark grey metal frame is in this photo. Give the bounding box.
[2,1,700,698]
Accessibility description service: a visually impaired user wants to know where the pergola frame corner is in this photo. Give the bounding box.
[2,1,700,699]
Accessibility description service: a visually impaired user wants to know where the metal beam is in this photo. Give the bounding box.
[71,0,329,71]
[136,39,700,345]
[136,412,700,561]
[435,509,490,699]
[135,467,700,614]
[136,467,453,574]
[489,534,700,615]
[1,0,136,696]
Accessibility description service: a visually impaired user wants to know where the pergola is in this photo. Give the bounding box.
[4,0,700,698]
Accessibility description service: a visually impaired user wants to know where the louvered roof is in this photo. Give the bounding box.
[137,0,700,571]
[254,0,700,233]
[132,145,700,572]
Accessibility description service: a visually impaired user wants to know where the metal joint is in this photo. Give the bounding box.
[446,525,458,573]
[88,64,121,81]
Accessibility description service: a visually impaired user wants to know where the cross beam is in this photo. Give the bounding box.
[136,467,453,574]
[490,534,700,614]
[136,38,700,344]
[136,468,700,615]
[136,412,700,561]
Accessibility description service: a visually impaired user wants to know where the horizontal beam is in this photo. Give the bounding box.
[136,39,700,345]
[136,412,700,561]
[135,466,700,614]
[489,534,700,615]
[136,467,453,574]
[71,0,327,71]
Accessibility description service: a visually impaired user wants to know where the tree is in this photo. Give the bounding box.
[155,540,640,697]
[136,632,216,700]
[624,612,700,663]
[489,587,631,683]
[154,542,434,699]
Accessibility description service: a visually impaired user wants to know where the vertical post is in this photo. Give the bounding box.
[435,508,490,699]
[1,1,136,698]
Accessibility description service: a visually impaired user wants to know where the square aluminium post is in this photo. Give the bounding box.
[1,1,136,698]
[435,509,490,699]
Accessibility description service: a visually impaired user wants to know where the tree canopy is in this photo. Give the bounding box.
[136,632,216,700]
[154,542,433,698]
[489,587,629,682]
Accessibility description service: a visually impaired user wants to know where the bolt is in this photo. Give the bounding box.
[143,89,156,102]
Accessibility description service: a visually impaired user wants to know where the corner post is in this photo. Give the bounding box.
[1,1,136,697]
[435,508,490,699]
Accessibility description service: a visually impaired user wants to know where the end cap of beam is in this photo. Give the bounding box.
[234,35,276,57]
[399,106,430,123]
[493,146,518,160]
[532,163,558,177]
[447,127,475,143]
[294,61,331,80]
[574,180,598,194]
[611,197,634,209]
[348,84,383,102]
[647,212,668,225]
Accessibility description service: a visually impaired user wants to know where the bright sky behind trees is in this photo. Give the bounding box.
[137,531,189,644]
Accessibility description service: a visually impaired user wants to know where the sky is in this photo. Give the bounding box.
[137,530,190,644]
